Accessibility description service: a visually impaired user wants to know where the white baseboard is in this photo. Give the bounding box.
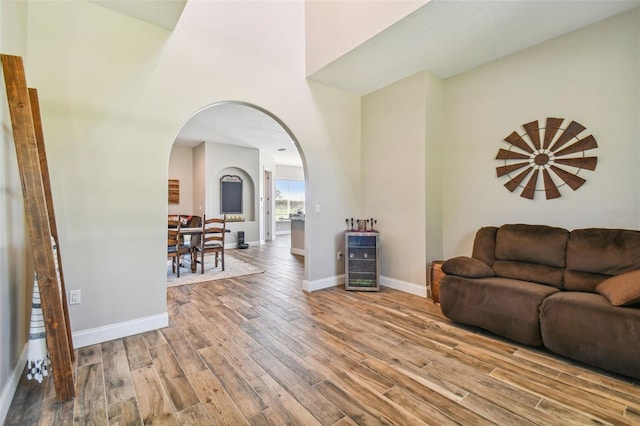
[381,275,427,297]
[303,274,344,292]
[302,274,426,297]
[290,248,305,256]
[72,312,169,349]
[0,343,28,425]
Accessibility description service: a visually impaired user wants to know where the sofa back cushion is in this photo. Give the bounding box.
[493,224,569,288]
[471,226,498,266]
[565,228,640,292]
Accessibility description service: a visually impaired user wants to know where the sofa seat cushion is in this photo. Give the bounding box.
[440,276,560,346]
[540,292,640,380]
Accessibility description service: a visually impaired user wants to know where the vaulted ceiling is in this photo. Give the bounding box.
[308,0,640,95]
[89,0,640,166]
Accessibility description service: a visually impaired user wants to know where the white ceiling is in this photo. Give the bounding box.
[92,0,639,166]
[174,103,302,167]
[308,0,640,95]
[88,0,187,30]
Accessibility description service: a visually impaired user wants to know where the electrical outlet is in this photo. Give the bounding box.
[337,251,343,261]
[69,290,81,305]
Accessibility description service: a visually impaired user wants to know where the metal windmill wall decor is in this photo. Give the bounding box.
[496,117,598,200]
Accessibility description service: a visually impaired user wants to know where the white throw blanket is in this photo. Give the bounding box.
[27,272,50,383]
[27,236,60,383]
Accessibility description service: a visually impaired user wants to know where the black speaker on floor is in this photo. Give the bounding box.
[237,231,249,249]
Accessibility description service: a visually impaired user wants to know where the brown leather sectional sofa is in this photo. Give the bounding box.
[439,224,640,379]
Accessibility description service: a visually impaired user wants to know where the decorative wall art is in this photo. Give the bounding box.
[495,117,598,200]
[168,179,180,204]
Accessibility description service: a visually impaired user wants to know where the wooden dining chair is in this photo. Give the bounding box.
[195,215,226,273]
[168,219,190,277]
[184,215,202,272]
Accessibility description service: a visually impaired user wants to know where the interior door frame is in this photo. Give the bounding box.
[263,168,274,242]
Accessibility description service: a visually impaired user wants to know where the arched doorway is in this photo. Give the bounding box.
[167,101,307,278]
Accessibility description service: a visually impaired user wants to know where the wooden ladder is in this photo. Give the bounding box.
[1,54,75,401]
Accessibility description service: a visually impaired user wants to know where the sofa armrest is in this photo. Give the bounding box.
[442,256,494,278]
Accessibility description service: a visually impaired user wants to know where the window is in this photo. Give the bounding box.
[275,179,304,221]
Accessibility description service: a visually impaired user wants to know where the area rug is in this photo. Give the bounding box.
[167,251,264,287]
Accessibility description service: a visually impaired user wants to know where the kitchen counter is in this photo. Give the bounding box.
[290,216,304,256]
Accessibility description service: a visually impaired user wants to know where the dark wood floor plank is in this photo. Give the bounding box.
[149,344,200,412]
[459,393,536,425]
[107,396,143,426]
[242,325,326,386]
[361,356,493,425]
[130,365,178,426]
[307,352,395,396]
[172,303,213,350]
[310,354,430,426]
[556,371,640,408]
[247,407,286,426]
[38,396,74,426]
[535,398,612,426]
[492,368,633,425]
[141,329,168,348]
[291,315,370,361]
[77,344,102,368]
[313,378,397,425]
[625,405,640,423]
[102,339,137,405]
[383,385,462,425]
[198,345,267,417]
[425,356,562,424]
[250,349,344,426]
[187,369,249,425]
[248,373,323,426]
[174,403,212,425]
[123,334,153,371]
[5,371,48,426]
[75,363,108,425]
[160,325,207,376]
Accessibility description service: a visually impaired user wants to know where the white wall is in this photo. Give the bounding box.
[442,9,640,257]
[206,143,259,243]
[0,1,31,422]
[167,145,193,216]
[192,142,205,216]
[362,72,437,293]
[24,0,361,339]
[359,8,639,292]
[424,71,445,265]
[275,164,304,180]
[305,0,427,75]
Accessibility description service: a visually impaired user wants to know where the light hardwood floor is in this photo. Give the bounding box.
[5,237,640,425]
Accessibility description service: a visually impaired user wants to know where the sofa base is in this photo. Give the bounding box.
[440,276,559,346]
[540,292,640,380]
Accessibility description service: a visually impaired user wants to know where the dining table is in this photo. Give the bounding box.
[179,227,203,272]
